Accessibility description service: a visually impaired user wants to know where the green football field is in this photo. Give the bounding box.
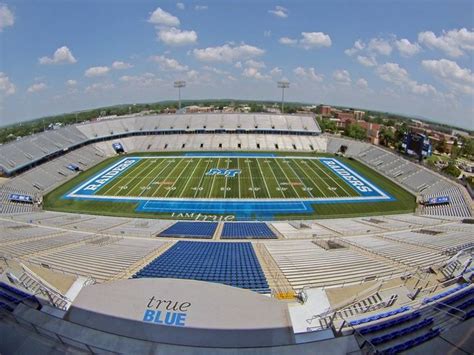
[44,152,417,220]
[96,157,360,199]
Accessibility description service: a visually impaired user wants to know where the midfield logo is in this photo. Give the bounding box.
[205,168,241,177]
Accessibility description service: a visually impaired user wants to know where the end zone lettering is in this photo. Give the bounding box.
[83,159,137,192]
[321,159,373,193]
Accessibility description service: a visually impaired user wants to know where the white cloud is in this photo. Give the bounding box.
[418,28,474,57]
[356,55,377,67]
[234,61,242,69]
[279,32,332,49]
[186,69,199,80]
[300,32,332,49]
[150,55,188,71]
[202,66,230,75]
[84,66,110,77]
[270,67,282,76]
[395,38,421,57]
[148,7,180,27]
[345,40,365,56]
[279,37,297,45]
[367,38,392,56]
[293,67,323,82]
[356,78,368,89]
[0,72,15,95]
[176,2,185,10]
[119,73,161,87]
[112,61,133,70]
[193,43,265,63]
[157,27,197,46]
[27,82,47,93]
[0,3,14,32]
[332,69,352,84]
[422,59,474,95]
[376,62,437,95]
[242,67,269,80]
[268,5,288,18]
[39,46,77,65]
[245,59,265,69]
[85,82,115,93]
[66,79,77,86]
[194,5,208,11]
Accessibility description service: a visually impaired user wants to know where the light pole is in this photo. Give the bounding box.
[277,81,290,114]
[174,80,186,110]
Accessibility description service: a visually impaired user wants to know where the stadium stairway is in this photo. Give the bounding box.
[253,243,294,299]
[111,241,174,281]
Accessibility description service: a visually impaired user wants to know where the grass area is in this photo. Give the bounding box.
[43,151,416,220]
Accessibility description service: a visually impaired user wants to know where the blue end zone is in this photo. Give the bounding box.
[319,158,387,197]
[68,158,140,196]
[184,152,276,157]
[137,200,313,219]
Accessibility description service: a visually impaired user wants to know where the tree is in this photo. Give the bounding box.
[344,123,366,140]
[435,137,446,154]
[442,161,461,178]
[379,127,395,147]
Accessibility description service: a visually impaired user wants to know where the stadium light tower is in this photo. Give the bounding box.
[174,80,186,110]
[277,81,290,114]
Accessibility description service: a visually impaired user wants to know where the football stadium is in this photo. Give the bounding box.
[0,112,473,354]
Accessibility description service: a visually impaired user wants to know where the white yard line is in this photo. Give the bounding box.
[293,159,325,197]
[179,158,201,198]
[100,159,149,196]
[246,159,257,198]
[237,158,242,198]
[137,160,174,197]
[125,159,167,196]
[256,158,271,198]
[308,160,353,196]
[223,158,231,198]
[165,159,194,198]
[286,160,315,198]
[193,159,212,198]
[274,159,301,198]
[151,159,187,198]
[208,158,221,198]
[265,159,286,198]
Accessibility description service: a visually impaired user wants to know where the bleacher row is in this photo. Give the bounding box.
[158,221,277,239]
[326,136,472,218]
[0,113,321,175]
[349,282,474,354]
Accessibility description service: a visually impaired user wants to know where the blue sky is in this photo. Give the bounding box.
[0,0,473,129]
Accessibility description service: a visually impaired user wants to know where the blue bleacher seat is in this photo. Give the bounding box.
[359,311,421,335]
[221,223,277,239]
[349,306,411,326]
[379,328,441,354]
[422,283,470,304]
[158,222,218,239]
[132,241,270,293]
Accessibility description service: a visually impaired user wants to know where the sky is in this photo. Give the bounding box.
[0,0,473,130]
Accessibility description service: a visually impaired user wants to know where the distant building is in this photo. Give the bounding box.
[317,105,332,117]
[185,106,214,113]
[353,110,365,120]
[336,111,354,121]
